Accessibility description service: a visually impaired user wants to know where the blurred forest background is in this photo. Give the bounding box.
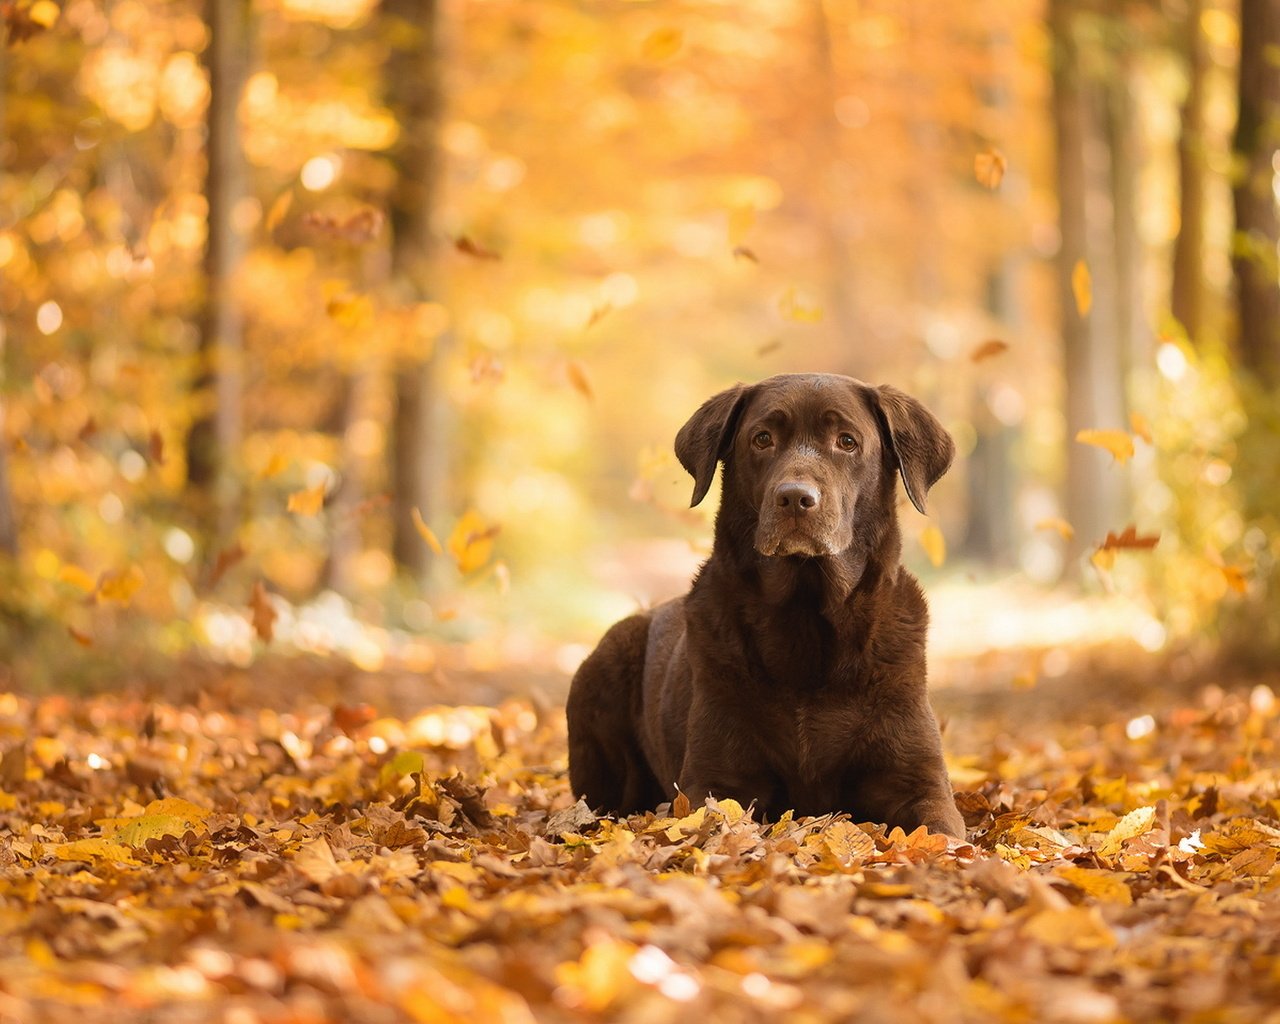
[0,0,1277,696]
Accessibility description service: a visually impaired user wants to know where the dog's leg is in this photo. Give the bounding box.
[567,614,663,814]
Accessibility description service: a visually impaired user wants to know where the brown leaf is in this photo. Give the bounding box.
[732,245,759,263]
[1098,526,1160,553]
[454,235,502,261]
[147,430,165,466]
[567,360,594,401]
[249,580,278,643]
[208,542,247,589]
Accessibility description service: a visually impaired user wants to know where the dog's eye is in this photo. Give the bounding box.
[752,431,773,450]
[837,433,858,452]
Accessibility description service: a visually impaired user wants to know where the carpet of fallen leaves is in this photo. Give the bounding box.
[4,677,1280,1024]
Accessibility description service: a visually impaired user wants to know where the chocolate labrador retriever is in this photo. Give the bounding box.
[567,373,965,838]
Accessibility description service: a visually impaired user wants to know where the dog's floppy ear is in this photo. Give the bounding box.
[871,384,954,515]
[674,384,751,507]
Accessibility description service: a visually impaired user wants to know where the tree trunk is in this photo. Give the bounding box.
[1051,0,1126,562]
[0,50,14,559]
[187,0,249,545]
[1171,0,1209,344]
[385,0,448,581]
[1232,0,1280,386]
[1107,37,1147,376]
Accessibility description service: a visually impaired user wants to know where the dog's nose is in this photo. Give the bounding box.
[775,482,819,513]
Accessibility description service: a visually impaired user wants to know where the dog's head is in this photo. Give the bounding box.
[675,374,953,559]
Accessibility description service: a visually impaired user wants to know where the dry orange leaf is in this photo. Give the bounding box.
[1098,525,1160,552]
[454,235,501,261]
[1072,259,1092,316]
[969,338,1009,363]
[411,507,444,555]
[567,361,594,401]
[974,148,1007,189]
[249,580,277,643]
[1076,429,1135,464]
[68,626,94,647]
[1129,411,1153,444]
[1035,517,1075,540]
[287,482,327,516]
[58,564,97,593]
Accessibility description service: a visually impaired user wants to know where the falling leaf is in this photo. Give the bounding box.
[974,148,1007,189]
[586,303,613,329]
[325,292,374,329]
[249,580,278,643]
[287,482,327,516]
[265,190,294,232]
[1098,526,1160,552]
[732,245,759,263]
[1054,866,1133,905]
[779,287,824,324]
[920,524,946,567]
[411,508,444,555]
[259,452,290,479]
[1075,429,1135,464]
[641,26,683,62]
[58,564,97,593]
[1035,517,1075,540]
[97,565,145,606]
[208,542,247,589]
[1129,411,1153,444]
[454,235,502,261]
[68,626,94,647]
[1091,547,1117,573]
[448,510,500,575]
[567,360,594,401]
[1219,564,1249,594]
[1072,259,1093,316]
[969,338,1009,363]
[146,430,165,466]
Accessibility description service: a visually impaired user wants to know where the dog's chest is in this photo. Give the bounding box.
[788,702,867,783]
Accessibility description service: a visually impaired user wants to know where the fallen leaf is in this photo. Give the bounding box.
[1099,805,1156,857]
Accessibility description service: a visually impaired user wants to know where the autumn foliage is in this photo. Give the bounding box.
[3,679,1280,1022]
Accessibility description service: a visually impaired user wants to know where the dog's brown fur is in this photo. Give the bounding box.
[567,373,965,837]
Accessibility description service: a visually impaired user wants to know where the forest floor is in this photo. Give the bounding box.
[2,637,1279,1023]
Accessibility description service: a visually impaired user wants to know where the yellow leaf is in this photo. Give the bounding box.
[821,821,875,866]
[29,1,60,27]
[920,524,946,567]
[259,452,290,479]
[1099,805,1155,856]
[1075,429,1135,465]
[1090,547,1116,573]
[325,292,373,329]
[1024,906,1115,951]
[728,205,755,247]
[1219,564,1249,594]
[1129,411,1153,444]
[97,565,144,606]
[974,148,1007,189]
[779,287,824,324]
[1054,866,1133,905]
[641,27,683,62]
[411,508,443,555]
[265,190,294,232]
[287,482,327,516]
[51,838,140,865]
[448,510,499,575]
[1034,517,1075,540]
[555,937,637,1012]
[58,564,97,593]
[1072,259,1092,316]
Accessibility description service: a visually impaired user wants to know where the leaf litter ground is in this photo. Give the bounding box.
[2,668,1280,1023]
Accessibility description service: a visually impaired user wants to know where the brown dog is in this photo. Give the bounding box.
[567,373,965,838]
